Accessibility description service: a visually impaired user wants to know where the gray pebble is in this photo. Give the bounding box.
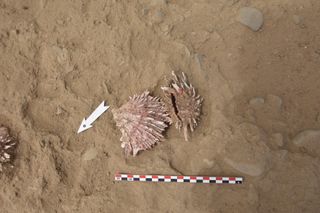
[249,97,265,106]
[238,7,264,31]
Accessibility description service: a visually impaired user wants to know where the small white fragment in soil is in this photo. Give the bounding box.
[238,7,264,31]
[56,106,66,115]
[249,97,265,106]
[82,148,98,161]
[203,159,214,167]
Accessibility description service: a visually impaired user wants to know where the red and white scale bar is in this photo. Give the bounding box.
[115,173,243,184]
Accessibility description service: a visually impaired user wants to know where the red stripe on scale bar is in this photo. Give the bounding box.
[114,174,243,184]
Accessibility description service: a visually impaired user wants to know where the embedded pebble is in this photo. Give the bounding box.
[249,97,265,106]
[159,24,172,35]
[56,47,69,64]
[55,106,67,115]
[203,159,215,167]
[238,7,264,31]
[292,130,320,156]
[82,148,98,161]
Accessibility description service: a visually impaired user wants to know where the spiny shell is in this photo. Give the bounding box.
[0,126,17,171]
[112,91,171,156]
[161,71,203,141]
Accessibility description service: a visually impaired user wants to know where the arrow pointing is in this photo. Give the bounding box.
[77,101,110,133]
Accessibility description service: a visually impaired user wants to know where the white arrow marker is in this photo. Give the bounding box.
[77,101,110,133]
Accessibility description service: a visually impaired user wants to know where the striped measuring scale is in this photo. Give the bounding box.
[115,173,243,184]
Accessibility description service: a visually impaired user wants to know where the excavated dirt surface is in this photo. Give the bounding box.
[0,0,320,212]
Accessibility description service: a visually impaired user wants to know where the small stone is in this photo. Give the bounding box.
[82,148,98,161]
[292,130,320,156]
[249,97,265,106]
[56,106,65,115]
[203,159,214,167]
[238,7,264,31]
[56,47,69,64]
[160,24,171,35]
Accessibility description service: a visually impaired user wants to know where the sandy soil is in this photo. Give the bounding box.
[1,0,320,212]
